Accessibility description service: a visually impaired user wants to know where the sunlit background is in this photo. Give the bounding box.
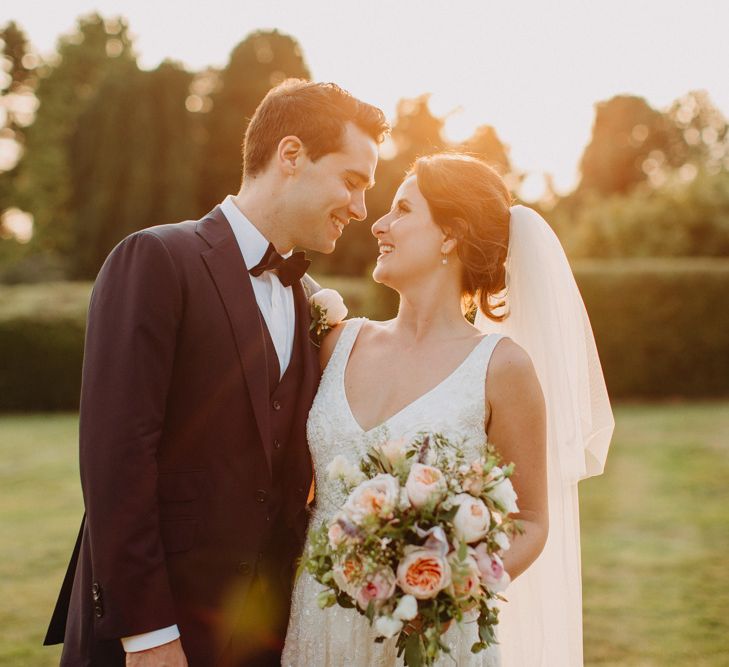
[1,3,728,665]
[4,0,729,199]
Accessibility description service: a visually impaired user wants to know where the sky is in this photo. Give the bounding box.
[5,0,729,199]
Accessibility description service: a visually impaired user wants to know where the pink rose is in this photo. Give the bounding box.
[397,548,452,600]
[405,463,447,509]
[355,568,397,610]
[452,493,490,543]
[447,550,482,600]
[343,474,400,524]
[474,544,511,593]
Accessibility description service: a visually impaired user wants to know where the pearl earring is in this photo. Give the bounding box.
[441,253,448,265]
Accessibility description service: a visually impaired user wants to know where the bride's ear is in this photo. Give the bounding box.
[441,236,458,255]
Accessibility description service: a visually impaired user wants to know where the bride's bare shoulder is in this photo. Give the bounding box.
[486,337,543,402]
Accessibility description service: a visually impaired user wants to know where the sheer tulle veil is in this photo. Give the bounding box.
[474,205,615,666]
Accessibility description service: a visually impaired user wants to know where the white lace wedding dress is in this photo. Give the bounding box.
[283,318,507,666]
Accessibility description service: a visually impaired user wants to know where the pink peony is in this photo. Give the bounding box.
[474,544,511,593]
[355,568,397,610]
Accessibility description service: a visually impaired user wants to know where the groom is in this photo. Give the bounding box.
[44,79,386,666]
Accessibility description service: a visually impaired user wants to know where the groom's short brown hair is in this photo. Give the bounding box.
[242,79,388,180]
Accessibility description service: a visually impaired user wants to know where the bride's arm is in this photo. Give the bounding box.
[485,338,548,581]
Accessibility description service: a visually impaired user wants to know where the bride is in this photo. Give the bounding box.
[283,153,614,666]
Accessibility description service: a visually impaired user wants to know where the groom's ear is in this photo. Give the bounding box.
[277,135,306,175]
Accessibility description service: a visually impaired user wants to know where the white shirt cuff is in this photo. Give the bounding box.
[121,625,180,652]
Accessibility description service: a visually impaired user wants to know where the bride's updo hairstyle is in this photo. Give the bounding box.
[409,153,513,321]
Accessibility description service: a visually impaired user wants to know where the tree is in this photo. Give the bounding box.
[576,95,684,197]
[459,124,511,175]
[68,60,198,278]
[197,30,310,211]
[14,14,134,257]
[667,90,729,175]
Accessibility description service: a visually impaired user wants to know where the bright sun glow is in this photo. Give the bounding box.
[7,0,729,200]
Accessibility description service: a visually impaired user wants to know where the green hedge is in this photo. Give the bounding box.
[0,283,90,411]
[1,262,728,410]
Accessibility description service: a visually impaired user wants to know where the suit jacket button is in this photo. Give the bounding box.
[91,582,102,601]
[237,561,251,575]
[94,604,104,618]
[274,439,281,449]
[272,400,281,411]
[255,489,268,503]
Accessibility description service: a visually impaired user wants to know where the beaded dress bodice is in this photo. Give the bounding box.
[283,318,504,666]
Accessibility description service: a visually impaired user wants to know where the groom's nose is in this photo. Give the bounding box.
[348,190,367,222]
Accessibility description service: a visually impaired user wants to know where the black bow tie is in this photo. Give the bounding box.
[249,242,310,287]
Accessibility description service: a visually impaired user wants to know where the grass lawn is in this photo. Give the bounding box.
[1,403,728,666]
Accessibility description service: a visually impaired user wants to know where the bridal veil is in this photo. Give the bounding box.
[475,205,614,666]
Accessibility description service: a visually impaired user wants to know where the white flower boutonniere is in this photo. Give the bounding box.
[309,288,348,344]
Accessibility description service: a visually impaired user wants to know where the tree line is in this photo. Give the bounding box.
[0,14,728,281]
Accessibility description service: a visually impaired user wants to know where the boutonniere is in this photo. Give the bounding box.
[309,288,348,345]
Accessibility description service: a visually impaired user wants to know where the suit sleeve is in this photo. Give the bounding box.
[79,231,183,639]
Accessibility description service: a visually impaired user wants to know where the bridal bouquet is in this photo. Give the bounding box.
[303,433,520,666]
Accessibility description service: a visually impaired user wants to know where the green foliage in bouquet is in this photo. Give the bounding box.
[302,432,521,666]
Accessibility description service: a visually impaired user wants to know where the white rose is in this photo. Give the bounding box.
[489,476,519,514]
[310,288,348,325]
[393,594,418,621]
[343,474,401,524]
[326,455,365,486]
[374,615,404,639]
[452,493,491,543]
[405,463,447,509]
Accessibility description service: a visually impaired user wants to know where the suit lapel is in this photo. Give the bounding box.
[196,207,274,475]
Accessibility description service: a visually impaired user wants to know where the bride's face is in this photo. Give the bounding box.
[371,175,447,288]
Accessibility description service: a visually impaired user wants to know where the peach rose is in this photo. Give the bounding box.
[343,474,400,524]
[452,493,491,543]
[355,567,397,610]
[405,463,447,509]
[332,556,363,597]
[396,548,452,600]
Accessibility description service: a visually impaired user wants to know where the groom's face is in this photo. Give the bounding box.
[287,122,379,254]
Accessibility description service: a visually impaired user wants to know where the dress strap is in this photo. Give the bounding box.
[323,318,367,381]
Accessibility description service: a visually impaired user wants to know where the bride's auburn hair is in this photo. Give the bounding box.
[409,153,512,321]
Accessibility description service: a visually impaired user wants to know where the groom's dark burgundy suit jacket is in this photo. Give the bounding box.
[44,207,320,666]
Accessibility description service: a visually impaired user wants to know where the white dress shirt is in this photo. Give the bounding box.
[122,196,297,653]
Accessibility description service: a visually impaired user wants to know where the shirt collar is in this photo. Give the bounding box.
[219,195,292,270]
